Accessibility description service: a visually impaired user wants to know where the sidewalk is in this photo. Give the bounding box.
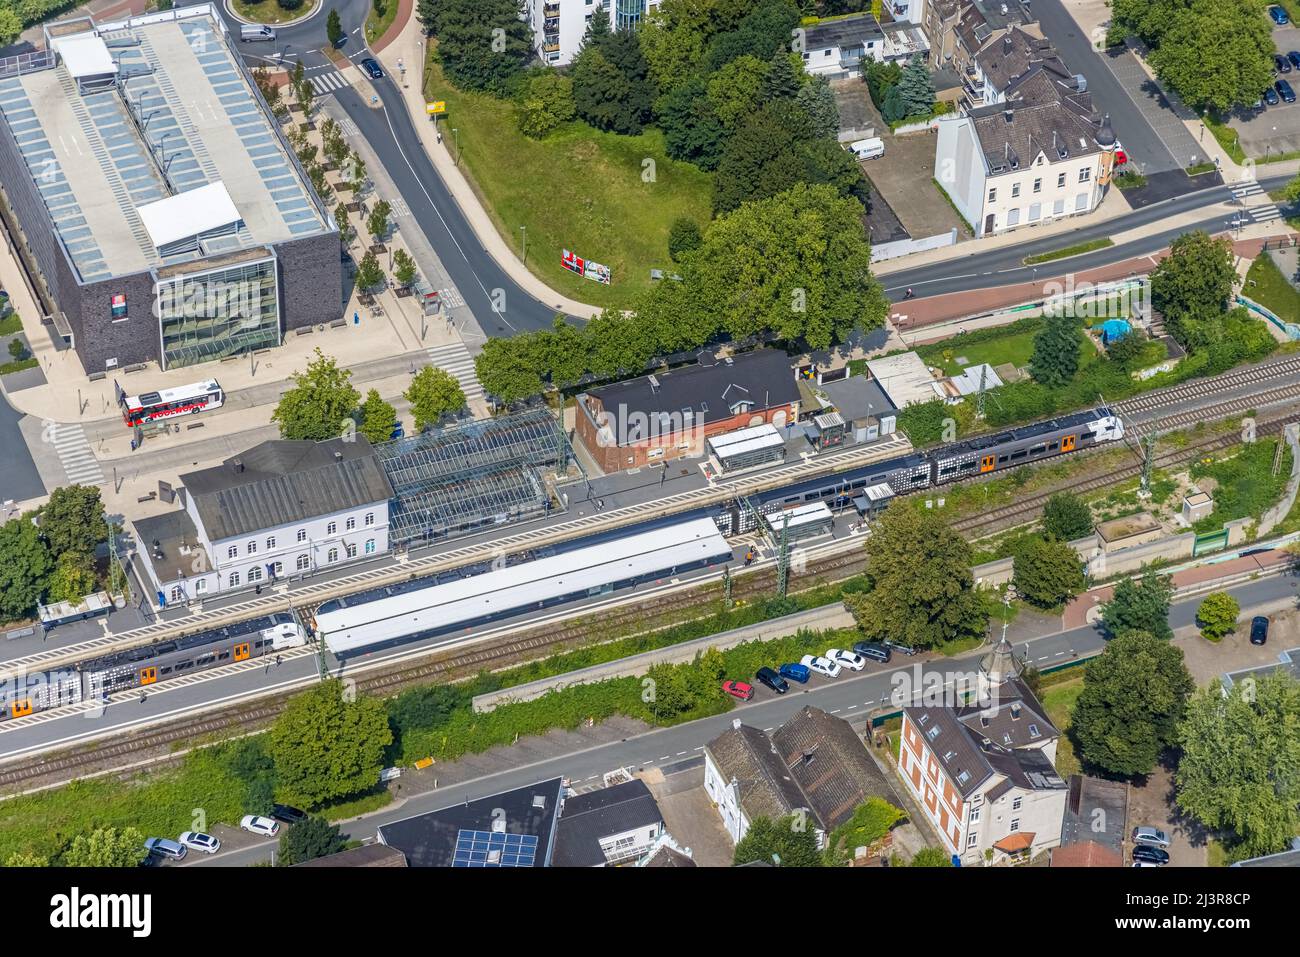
[373,16,602,319]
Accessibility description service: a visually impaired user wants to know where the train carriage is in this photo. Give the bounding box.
[930,407,1123,484]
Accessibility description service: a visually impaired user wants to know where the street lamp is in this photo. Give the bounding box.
[451,127,460,166]
[520,225,527,264]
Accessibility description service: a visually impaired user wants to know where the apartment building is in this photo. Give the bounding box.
[527,0,662,66]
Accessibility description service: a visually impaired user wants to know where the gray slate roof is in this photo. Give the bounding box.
[974,26,1067,95]
[181,437,394,542]
[707,721,812,827]
[968,64,1103,174]
[552,779,664,867]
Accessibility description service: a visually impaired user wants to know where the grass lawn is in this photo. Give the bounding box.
[231,0,319,25]
[423,51,713,311]
[1244,252,1300,323]
[364,0,398,44]
[0,313,20,336]
[1203,113,1246,164]
[1023,237,1113,266]
[0,357,37,376]
[1040,676,1084,778]
[1190,439,1293,532]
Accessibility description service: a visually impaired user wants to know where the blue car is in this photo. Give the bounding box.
[1278,78,1297,102]
[1271,5,1290,25]
[778,662,810,683]
[1277,54,1291,74]
[1288,50,1300,69]
[1265,85,1281,105]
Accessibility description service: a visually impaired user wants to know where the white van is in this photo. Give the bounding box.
[848,137,885,160]
[240,25,276,42]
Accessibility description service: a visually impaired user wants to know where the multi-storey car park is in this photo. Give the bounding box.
[0,5,340,374]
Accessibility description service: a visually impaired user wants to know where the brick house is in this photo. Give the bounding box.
[574,350,800,474]
[897,636,1068,864]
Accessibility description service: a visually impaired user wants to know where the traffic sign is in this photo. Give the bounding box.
[426,101,446,115]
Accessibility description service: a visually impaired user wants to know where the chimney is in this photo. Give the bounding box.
[1011,702,1022,720]
[732,718,743,730]
[334,451,343,461]
[232,458,244,473]
[1003,34,1012,55]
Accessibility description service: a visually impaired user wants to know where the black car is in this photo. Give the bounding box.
[852,641,892,663]
[1132,845,1169,865]
[271,803,308,825]
[1289,50,1300,70]
[1250,616,1269,645]
[755,667,789,695]
[1277,78,1297,103]
[1265,85,1281,106]
[1278,54,1293,74]
[361,57,384,80]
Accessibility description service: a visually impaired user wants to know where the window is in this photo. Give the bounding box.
[1028,723,1040,737]
[247,540,257,554]
[1032,178,1041,193]
[1057,172,1066,188]
[227,545,237,559]
[365,512,375,527]
[1006,207,1020,226]
[926,724,942,741]
[1053,198,1065,216]
[296,528,307,543]
[296,554,310,571]
[170,585,184,602]
[1012,797,1022,812]
[1011,183,1020,198]
[1078,167,1091,182]
[967,833,979,848]
[970,806,981,823]
[248,566,262,583]
[327,548,339,563]
[365,539,376,554]
[346,517,356,531]
[229,572,240,587]
[266,536,275,550]
[988,187,997,202]
[1009,818,1021,832]
[327,522,337,535]
[195,579,207,594]
[270,562,283,577]
[346,543,358,559]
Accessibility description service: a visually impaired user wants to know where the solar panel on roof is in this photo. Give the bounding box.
[451,830,539,867]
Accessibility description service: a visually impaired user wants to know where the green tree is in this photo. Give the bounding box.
[355,250,384,293]
[1104,326,1150,369]
[644,661,699,717]
[356,388,397,445]
[825,798,905,864]
[366,199,392,243]
[1196,591,1240,642]
[703,0,800,71]
[436,0,534,96]
[572,45,652,135]
[578,4,612,50]
[416,0,440,32]
[893,56,936,118]
[406,366,467,430]
[326,9,343,46]
[516,71,575,139]
[1176,673,1300,859]
[1042,492,1093,541]
[667,217,702,262]
[796,74,840,139]
[63,827,147,867]
[347,152,368,195]
[292,59,306,101]
[8,337,26,361]
[706,54,769,130]
[473,335,547,404]
[1073,630,1194,776]
[1145,1,1273,112]
[271,348,361,442]
[1149,230,1236,348]
[44,550,98,604]
[277,815,347,865]
[3,851,49,867]
[1029,314,1081,387]
[1101,569,1174,641]
[733,814,823,867]
[1012,536,1085,609]
[39,484,109,559]
[387,684,465,738]
[659,79,726,169]
[639,0,708,100]
[334,205,354,246]
[909,847,953,866]
[711,102,808,214]
[843,503,988,650]
[689,182,888,349]
[269,680,393,808]
[759,50,802,101]
[392,248,418,288]
[0,9,23,47]
[0,515,52,623]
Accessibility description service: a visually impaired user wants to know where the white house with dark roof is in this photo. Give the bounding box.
[551,779,668,867]
[132,436,393,607]
[897,636,1068,864]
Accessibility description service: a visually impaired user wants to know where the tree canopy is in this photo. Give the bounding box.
[434,0,533,96]
[1042,492,1094,541]
[356,389,397,445]
[1149,230,1237,349]
[0,515,52,623]
[272,349,361,442]
[63,827,147,867]
[1029,314,1082,387]
[1012,536,1085,609]
[277,816,347,865]
[1073,630,1195,777]
[733,813,824,867]
[406,366,467,431]
[1195,592,1240,642]
[1101,570,1174,641]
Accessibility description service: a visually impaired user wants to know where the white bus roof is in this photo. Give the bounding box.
[125,379,222,409]
[318,518,730,656]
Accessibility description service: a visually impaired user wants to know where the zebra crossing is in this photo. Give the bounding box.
[51,423,104,487]
[426,341,485,407]
[309,70,349,96]
[1230,180,1283,224]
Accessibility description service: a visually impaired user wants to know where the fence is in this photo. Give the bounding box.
[871,228,958,263]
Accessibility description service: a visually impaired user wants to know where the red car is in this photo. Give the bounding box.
[722,680,754,701]
[1114,148,1128,165]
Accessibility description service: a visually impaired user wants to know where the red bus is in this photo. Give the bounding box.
[118,379,225,427]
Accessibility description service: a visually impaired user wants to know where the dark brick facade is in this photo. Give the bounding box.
[275,230,343,332]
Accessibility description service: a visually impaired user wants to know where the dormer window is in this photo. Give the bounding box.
[729,400,753,415]
[926,724,942,741]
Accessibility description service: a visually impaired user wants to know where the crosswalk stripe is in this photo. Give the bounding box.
[51,424,105,486]
[309,71,348,95]
[426,343,486,403]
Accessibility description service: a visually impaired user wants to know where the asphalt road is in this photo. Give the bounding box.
[188,570,1300,867]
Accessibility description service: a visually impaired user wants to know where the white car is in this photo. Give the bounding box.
[800,654,841,679]
[239,815,280,837]
[826,648,866,672]
[178,831,221,855]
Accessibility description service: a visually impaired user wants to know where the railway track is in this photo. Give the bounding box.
[1112,354,1300,417]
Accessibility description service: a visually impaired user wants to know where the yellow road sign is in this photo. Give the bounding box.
[426,101,446,115]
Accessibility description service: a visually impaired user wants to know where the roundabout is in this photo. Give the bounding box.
[225,0,323,27]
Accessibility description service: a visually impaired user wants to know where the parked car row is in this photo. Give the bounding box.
[142,805,306,863]
[722,641,913,701]
[1130,826,1171,867]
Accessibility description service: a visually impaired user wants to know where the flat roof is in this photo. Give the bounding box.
[765,501,833,530]
[708,423,784,460]
[864,352,937,408]
[0,8,328,284]
[138,182,241,250]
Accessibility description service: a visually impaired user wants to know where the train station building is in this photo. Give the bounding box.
[0,5,339,376]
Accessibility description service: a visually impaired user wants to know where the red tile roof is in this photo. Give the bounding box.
[993,831,1036,853]
[1051,840,1123,867]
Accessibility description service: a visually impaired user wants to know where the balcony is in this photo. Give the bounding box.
[543,1,560,14]
[543,40,560,53]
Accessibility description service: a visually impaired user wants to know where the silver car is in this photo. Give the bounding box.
[178,831,221,855]
[1131,826,1170,848]
[144,837,187,861]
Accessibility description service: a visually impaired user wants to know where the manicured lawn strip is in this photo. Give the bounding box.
[364,0,398,44]
[423,49,713,310]
[1244,251,1300,324]
[0,357,37,376]
[0,314,21,336]
[1040,676,1084,778]
[1023,237,1114,266]
[1203,113,1246,164]
[231,0,320,25]
[916,316,1045,375]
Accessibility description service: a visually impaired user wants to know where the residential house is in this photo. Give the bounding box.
[527,0,664,66]
[552,779,668,867]
[574,349,801,473]
[800,12,931,78]
[293,844,408,867]
[132,437,394,607]
[897,636,1069,864]
[925,0,1041,82]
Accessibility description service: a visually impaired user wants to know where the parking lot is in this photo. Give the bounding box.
[1229,24,1300,158]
